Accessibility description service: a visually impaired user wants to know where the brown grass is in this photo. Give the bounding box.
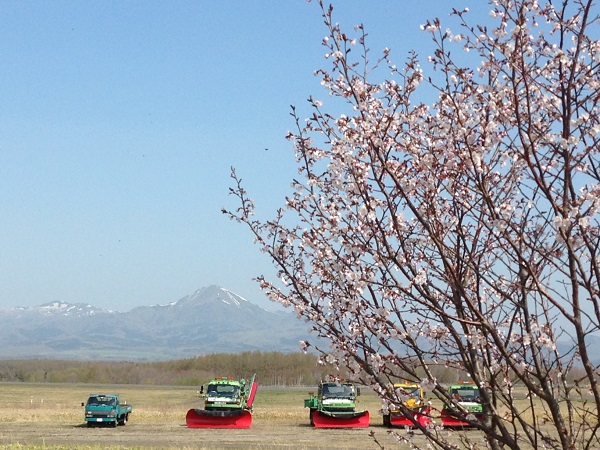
[0,382,587,449]
[0,383,393,449]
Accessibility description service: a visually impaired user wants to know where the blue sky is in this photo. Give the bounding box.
[0,0,484,312]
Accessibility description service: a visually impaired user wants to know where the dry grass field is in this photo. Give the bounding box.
[0,382,482,449]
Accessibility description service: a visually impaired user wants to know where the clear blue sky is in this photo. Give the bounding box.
[0,1,483,312]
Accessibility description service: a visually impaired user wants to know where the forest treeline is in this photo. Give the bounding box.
[1,351,588,386]
[0,352,334,386]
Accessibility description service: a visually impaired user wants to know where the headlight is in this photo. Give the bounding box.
[108,411,117,417]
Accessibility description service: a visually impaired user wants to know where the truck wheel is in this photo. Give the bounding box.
[383,414,391,427]
[86,422,93,428]
[112,420,118,427]
[309,409,315,426]
[121,413,128,426]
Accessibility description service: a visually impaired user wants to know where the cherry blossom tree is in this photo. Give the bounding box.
[225,1,600,448]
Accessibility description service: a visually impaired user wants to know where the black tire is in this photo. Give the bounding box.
[86,422,93,427]
[309,409,315,426]
[383,414,391,427]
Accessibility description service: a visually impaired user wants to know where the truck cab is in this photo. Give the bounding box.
[204,377,247,411]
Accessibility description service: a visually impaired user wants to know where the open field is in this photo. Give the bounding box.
[0,382,479,449]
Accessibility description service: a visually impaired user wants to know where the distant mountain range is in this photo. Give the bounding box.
[0,285,311,361]
[5,286,591,366]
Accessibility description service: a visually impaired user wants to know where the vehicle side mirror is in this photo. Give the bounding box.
[81,402,84,407]
[357,388,361,396]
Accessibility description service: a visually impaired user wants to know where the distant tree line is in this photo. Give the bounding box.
[0,351,590,387]
[0,352,331,386]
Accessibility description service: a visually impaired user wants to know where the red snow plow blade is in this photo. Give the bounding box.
[312,410,370,428]
[390,409,431,428]
[186,409,252,429]
[441,410,483,428]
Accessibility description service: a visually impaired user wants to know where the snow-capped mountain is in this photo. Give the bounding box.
[0,285,309,361]
[4,301,112,317]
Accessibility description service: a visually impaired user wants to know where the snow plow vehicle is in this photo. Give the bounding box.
[441,382,483,427]
[304,379,370,428]
[383,382,431,428]
[186,374,258,429]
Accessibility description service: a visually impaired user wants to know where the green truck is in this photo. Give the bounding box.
[83,393,132,427]
[304,380,370,428]
[186,374,258,429]
[441,382,483,427]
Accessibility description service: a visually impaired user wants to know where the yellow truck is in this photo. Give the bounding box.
[382,382,431,427]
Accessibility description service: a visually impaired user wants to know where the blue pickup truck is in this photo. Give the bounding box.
[83,394,132,427]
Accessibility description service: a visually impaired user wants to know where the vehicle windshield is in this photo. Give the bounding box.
[398,386,421,399]
[322,383,355,398]
[87,396,116,406]
[452,387,480,401]
[206,384,239,398]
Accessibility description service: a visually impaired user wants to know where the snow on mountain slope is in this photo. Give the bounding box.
[0,285,308,360]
